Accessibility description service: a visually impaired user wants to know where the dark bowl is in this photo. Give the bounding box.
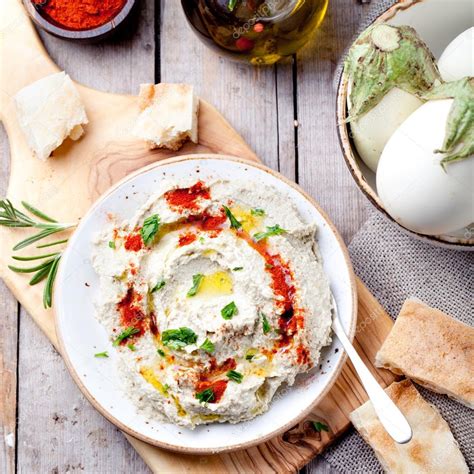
[22,0,137,42]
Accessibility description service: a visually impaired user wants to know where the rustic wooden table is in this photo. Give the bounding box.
[0,0,372,472]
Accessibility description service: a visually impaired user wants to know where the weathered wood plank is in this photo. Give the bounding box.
[160,0,280,172]
[0,126,18,474]
[13,1,155,472]
[16,310,150,473]
[296,0,371,243]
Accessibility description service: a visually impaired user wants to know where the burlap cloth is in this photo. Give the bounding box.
[322,2,474,471]
[321,212,474,472]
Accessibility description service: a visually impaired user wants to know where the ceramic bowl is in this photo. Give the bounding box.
[54,154,357,454]
[336,0,474,250]
[22,0,137,42]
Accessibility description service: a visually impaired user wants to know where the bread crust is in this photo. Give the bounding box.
[375,299,474,408]
[350,380,468,473]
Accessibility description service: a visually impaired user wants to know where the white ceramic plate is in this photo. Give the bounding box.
[55,155,357,454]
[337,0,474,250]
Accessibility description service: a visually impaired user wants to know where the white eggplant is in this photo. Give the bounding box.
[344,24,441,171]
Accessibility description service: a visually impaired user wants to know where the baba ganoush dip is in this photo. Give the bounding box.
[92,179,332,428]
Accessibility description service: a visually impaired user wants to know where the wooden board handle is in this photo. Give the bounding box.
[0,0,58,123]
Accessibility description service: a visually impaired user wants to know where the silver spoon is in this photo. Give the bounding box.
[331,295,413,444]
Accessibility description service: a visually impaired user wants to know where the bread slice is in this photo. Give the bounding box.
[14,71,88,161]
[350,380,468,473]
[133,83,198,151]
[375,299,474,408]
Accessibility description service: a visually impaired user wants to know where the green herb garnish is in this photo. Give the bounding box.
[196,388,215,403]
[311,421,329,432]
[108,240,115,249]
[223,206,242,230]
[260,312,271,334]
[0,200,75,250]
[141,214,160,246]
[221,301,238,320]
[113,327,140,346]
[245,349,256,361]
[0,200,76,308]
[151,280,165,293]
[127,343,137,351]
[226,370,243,383]
[251,208,265,216]
[253,225,287,241]
[227,0,237,12]
[187,273,203,297]
[157,348,166,357]
[162,327,197,350]
[200,338,215,354]
[94,351,109,358]
[232,267,243,271]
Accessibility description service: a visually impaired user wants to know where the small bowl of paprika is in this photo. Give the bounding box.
[23,0,137,42]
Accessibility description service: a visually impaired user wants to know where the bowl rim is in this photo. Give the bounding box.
[22,0,136,40]
[54,153,358,454]
[335,0,474,250]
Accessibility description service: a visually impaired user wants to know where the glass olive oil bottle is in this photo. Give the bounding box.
[181,0,329,65]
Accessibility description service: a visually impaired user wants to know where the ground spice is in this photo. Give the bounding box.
[164,181,211,211]
[116,287,147,339]
[32,0,127,31]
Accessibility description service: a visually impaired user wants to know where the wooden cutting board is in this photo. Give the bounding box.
[0,0,396,471]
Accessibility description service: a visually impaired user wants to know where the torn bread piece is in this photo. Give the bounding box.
[14,71,88,161]
[133,83,198,151]
[350,380,468,473]
[375,299,474,409]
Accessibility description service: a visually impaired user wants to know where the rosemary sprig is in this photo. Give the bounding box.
[0,199,76,309]
[0,199,76,250]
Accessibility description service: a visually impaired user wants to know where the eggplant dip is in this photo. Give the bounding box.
[92,179,332,428]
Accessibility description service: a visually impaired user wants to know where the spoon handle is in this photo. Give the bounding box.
[332,316,413,444]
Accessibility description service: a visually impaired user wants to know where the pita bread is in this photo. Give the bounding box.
[375,299,474,408]
[350,380,468,473]
[133,83,198,151]
[14,72,88,161]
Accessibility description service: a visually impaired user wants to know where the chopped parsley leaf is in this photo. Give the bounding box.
[108,241,115,249]
[141,214,160,246]
[227,0,237,12]
[94,351,109,358]
[251,208,265,216]
[223,206,242,230]
[196,388,215,403]
[187,273,203,297]
[221,301,238,320]
[113,327,140,346]
[127,343,137,351]
[226,370,243,383]
[311,421,329,432]
[253,224,287,241]
[200,338,215,354]
[260,312,271,334]
[151,280,165,293]
[245,349,257,361]
[157,348,166,357]
[232,266,243,271]
[162,327,197,350]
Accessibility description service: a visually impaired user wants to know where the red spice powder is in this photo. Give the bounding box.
[296,345,311,365]
[117,287,147,338]
[164,182,210,212]
[124,232,143,252]
[32,0,127,31]
[178,232,197,247]
[195,380,228,403]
